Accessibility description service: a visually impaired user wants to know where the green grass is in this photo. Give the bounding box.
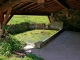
[0,54,44,60]
[7,15,58,43]
[8,15,49,25]
[13,30,57,43]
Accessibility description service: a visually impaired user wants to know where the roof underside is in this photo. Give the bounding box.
[0,0,80,15]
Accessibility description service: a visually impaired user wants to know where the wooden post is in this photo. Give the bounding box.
[1,7,12,38]
[3,7,12,25]
[0,7,4,38]
[0,7,4,26]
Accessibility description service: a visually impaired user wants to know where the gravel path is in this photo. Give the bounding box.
[25,31,80,60]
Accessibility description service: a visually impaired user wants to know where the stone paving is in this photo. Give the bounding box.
[25,31,80,60]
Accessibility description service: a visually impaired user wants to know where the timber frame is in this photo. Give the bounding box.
[0,0,80,38]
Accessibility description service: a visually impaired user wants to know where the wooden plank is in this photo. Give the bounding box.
[25,4,38,11]
[13,3,26,10]
[38,0,45,4]
[3,7,12,25]
[1,0,37,12]
[10,0,37,2]
[54,0,70,9]
[20,2,36,10]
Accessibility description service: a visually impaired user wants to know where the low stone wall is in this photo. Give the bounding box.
[49,21,63,30]
[29,23,46,29]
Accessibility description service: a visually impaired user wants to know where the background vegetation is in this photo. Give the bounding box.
[0,15,58,60]
[8,15,49,25]
[53,9,80,32]
[6,15,57,44]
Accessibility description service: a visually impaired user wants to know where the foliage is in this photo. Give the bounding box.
[0,34,25,56]
[0,54,44,60]
[0,41,11,56]
[0,35,44,60]
[7,22,30,34]
[23,54,44,60]
[53,9,80,32]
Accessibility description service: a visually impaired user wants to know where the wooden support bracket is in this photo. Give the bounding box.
[3,7,12,25]
[48,13,55,23]
[7,15,13,24]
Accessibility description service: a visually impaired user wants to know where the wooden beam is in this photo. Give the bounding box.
[20,2,36,10]
[13,3,26,10]
[10,0,37,2]
[54,0,70,9]
[11,10,50,15]
[3,7,12,25]
[25,4,38,11]
[1,0,37,12]
[29,6,42,12]
[38,0,45,7]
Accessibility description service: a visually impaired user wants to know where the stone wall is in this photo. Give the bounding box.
[49,21,63,30]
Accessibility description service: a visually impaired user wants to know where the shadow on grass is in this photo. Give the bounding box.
[7,22,32,35]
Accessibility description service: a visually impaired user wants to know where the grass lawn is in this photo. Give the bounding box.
[0,54,44,60]
[8,15,49,25]
[7,15,58,43]
[13,30,57,43]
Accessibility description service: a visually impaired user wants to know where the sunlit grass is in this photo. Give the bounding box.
[8,15,49,25]
[7,15,58,43]
[13,30,57,43]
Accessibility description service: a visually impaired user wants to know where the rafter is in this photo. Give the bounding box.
[1,0,37,12]
[54,0,71,9]
[13,3,27,10]
[25,4,38,11]
[20,2,36,10]
[29,6,42,12]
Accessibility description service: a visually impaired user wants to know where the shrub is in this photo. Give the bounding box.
[7,22,30,34]
[0,34,25,56]
[0,41,11,56]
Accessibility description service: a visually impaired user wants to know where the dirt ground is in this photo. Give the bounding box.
[25,31,80,60]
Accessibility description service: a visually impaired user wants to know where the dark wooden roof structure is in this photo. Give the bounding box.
[0,0,80,26]
[0,0,80,15]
